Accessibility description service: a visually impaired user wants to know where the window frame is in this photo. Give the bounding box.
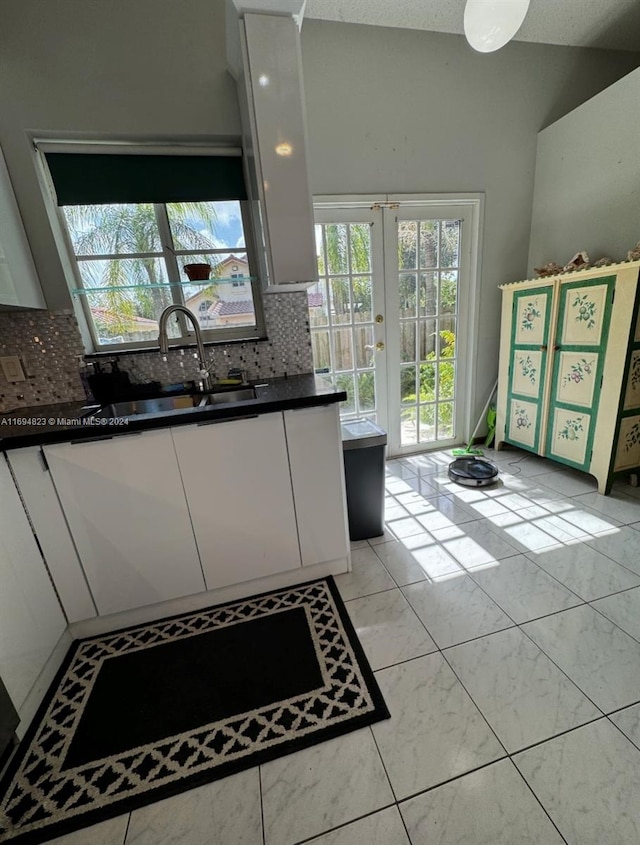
[38,142,266,353]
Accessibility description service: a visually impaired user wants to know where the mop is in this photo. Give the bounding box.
[452,378,498,457]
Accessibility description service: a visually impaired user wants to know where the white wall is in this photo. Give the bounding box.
[300,20,639,417]
[0,0,241,310]
[528,67,640,274]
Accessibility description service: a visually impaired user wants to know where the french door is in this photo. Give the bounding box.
[310,197,479,456]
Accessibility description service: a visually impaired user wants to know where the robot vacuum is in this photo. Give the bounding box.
[448,456,499,487]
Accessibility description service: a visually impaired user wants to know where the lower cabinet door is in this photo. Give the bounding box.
[171,414,301,591]
[44,430,205,616]
[7,446,96,623]
[284,405,349,566]
[0,456,66,713]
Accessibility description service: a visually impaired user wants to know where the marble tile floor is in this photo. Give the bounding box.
[49,446,640,845]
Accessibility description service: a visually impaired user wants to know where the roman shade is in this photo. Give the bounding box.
[45,153,247,205]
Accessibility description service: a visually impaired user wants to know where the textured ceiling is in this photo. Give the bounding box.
[304,0,640,52]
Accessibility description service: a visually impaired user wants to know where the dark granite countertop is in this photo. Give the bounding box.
[0,374,346,450]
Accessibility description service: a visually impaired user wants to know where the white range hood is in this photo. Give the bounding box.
[227,1,317,291]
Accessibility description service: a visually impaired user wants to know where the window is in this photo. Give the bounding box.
[43,149,265,351]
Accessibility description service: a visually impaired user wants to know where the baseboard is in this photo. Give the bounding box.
[69,557,350,640]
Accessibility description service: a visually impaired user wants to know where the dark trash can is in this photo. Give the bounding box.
[341,419,387,540]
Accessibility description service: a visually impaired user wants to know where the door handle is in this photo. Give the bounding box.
[376,341,385,351]
[375,314,384,324]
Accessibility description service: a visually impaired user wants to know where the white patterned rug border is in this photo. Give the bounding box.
[0,577,388,843]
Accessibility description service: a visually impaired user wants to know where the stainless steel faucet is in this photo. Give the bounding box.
[158,305,213,392]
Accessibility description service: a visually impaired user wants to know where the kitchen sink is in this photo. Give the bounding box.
[89,395,202,418]
[88,387,258,418]
[199,388,257,405]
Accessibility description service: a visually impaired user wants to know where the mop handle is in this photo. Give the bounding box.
[469,378,499,442]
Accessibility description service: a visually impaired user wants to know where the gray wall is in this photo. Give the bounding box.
[0,0,241,311]
[300,20,639,415]
[528,67,640,274]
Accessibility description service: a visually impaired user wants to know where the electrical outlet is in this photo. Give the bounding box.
[0,356,26,382]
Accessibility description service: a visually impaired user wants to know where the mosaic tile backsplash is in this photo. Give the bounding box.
[0,310,86,412]
[0,292,314,412]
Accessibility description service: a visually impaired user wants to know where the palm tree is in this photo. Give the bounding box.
[63,202,219,337]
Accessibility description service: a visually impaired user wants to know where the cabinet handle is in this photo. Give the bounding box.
[553,345,561,351]
[69,431,143,444]
[197,414,259,426]
[540,345,547,351]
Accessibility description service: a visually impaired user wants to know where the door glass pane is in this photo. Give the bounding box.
[355,325,374,368]
[401,406,418,446]
[419,404,436,443]
[334,328,353,371]
[326,224,349,274]
[336,373,355,415]
[398,221,417,269]
[420,320,437,360]
[438,402,454,439]
[399,273,417,318]
[400,322,416,364]
[439,361,455,400]
[308,281,329,326]
[353,276,372,321]
[441,220,460,268]
[311,330,331,371]
[439,318,456,358]
[419,221,438,268]
[419,363,436,401]
[440,271,457,315]
[420,272,438,316]
[400,365,416,404]
[330,278,351,324]
[358,372,376,413]
[350,224,371,272]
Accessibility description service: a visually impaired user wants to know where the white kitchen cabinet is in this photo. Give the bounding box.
[7,446,96,623]
[44,429,205,615]
[171,413,301,591]
[284,404,349,566]
[496,260,640,493]
[0,145,45,308]
[0,455,66,714]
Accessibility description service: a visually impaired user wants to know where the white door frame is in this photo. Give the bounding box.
[314,193,484,451]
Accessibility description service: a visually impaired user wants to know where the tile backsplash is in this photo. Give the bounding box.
[0,310,86,412]
[0,291,314,412]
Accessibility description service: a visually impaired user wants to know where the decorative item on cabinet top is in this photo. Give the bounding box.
[495,259,640,494]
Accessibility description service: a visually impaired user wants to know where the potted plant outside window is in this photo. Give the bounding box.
[183,263,211,281]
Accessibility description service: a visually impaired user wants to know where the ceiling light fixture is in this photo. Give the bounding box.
[464,0,531,52]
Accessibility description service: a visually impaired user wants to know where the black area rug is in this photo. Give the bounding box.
[0,577,389,844]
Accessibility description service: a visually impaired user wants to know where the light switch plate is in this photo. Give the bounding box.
[0,355,26,382]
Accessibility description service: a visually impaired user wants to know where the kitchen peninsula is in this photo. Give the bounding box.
[1,373,350,626]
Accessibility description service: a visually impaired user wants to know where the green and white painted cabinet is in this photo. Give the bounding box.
[496,260,640,494]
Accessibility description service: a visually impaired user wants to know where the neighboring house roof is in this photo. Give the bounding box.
[91,307,159,330]
[210,299,254,317]
[214,254,249,273]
